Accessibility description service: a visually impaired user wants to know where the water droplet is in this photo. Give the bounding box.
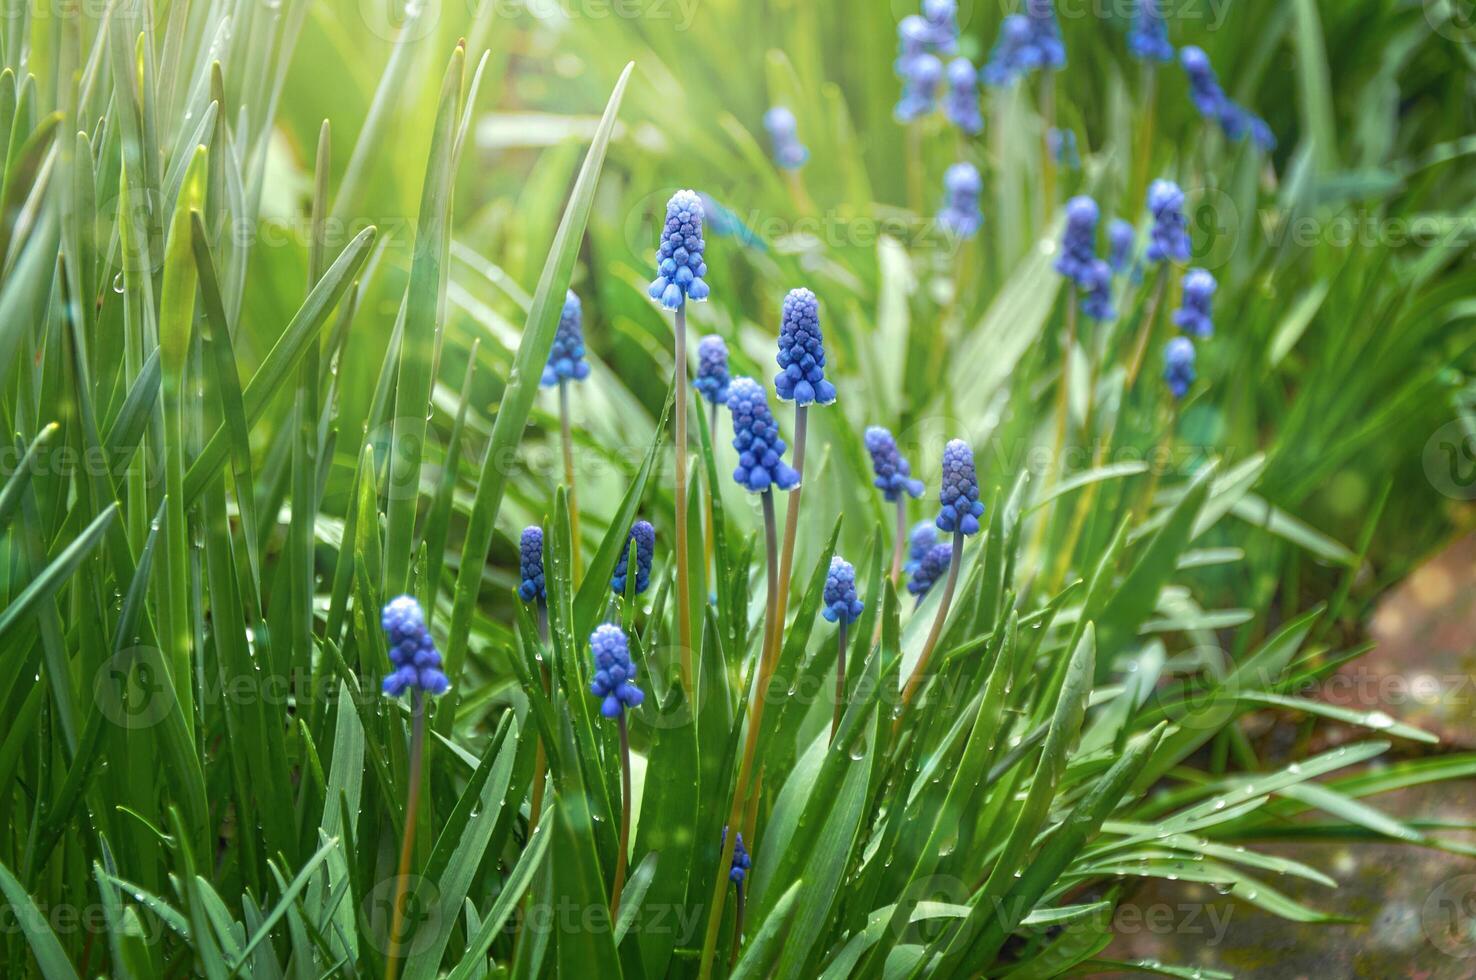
[112,271,125,293]
[1364,710,1394,730]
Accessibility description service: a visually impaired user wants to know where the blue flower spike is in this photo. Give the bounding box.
[908,541,954,598]
[905,520,939,576]
[518,526,546,603]
[895,50,943,122]
[945,57,983,135]
[1056,195,1100,287]
[589,624,644,718]
[763,107,809,170]
[1180,46,1274,150]
[1173,268,1217,338]
[939,162,983,239]
[648,190,710,311]
[822,557,865,625]
[1108,219,1137,275]
[1128,0,1175,63]
[774,288,836,406]
[1146,179,1192,265]
[611,520,656,596]
[382,596,450,697]
[541,291,592,387]
[726,377,801,493]
[1164,337,1197,400]
[865,426,925,502]
[1025,0,1067,71]
[1080,259,1117,322]
[921,0,959,52]
[982,15,1033,87]
[936,439,985,536]
[693,334,731,405]
[724,827,751,884]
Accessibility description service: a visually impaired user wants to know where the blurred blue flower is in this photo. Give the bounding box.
[945,57,983,135]
[774,287,836,406]
[590,624,643,718]
[1049,127,1080,169]
[1080,258,1117,322]
[1173,268,1216,337]
[936,438,984,536]
[865,426,925,502]
[1164,336,1196,399]
[921,0,959,52]
[611,520,655,596]
[1056,195,1100,287]
[382,596,450,697]
[1108,218,1137,275]
[726,377,800,493]
[698,192,767,252]
[895,50,943,122]
[1025,0,1067,71]
[541,291,592,387]
[938,162,983,239]
[648,190,710,311]
[1146,179,1191,265]
[908,542,954,598]
[693,334,731,405]
[763,106,809,170]
[1128,0,1174,63]
[905,521,939,576]
[982,15,1034,87]
[1180,46,1274,150]
[518,526,546,603]
[822,557,865,625]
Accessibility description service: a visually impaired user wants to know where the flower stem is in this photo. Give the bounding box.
[527,601,550,836]
[1125,265,1168,391]
[890,498,907,586]
[906,123,923,214]
[1041,71,1058,216]
[559,380,582,583]
[893,534,964,738]
[674,305,694,695]
[730,881,746,970]
[698,490,779,980]
[704,401,719,594]
[1132,64,1159,214]
[1025,289,1077,577]
[611,711,632,916]
[385,693,426,980]
[831,620,849,743]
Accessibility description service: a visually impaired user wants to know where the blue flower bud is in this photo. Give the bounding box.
[822,556,864,625]
[1146,179,1191,265]
[611,519,656,596]
[589,624,644,718]
[381,596,450,697]
[944,58,983,135]
[774,288,836,406]
[726,377,800,493]
[982,15,1034,87]
[905,520,939,576]
[865,426,925,502]
[1164,336,1196,399]
[763,107,809,170]
[936,438,984,536]
[693,334,731,405]
[1080,258,1117,322]
[939,163,983,239]
[1056,195,1100,287]
[724,827,751,884]
[541,291,592,387]
[1108,218,1137,275]
[921,0,959,53]
[895,50,943,122]
[648,190,709,311]
[908,542,954,598]
[1128,0,1174,63]
[518,526,546,603]
[1172,268,1216,338]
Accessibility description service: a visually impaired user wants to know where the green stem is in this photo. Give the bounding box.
[1124,265,1169,392]
[890,498,907,586]
[385,693,426,980]
[831,620,849,743]
[611,712,632,916]
[674,305,694,695]
[894,534,964,737]
[559,380,581,584]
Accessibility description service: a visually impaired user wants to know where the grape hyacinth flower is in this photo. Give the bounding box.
[865,427,925,502]
[1127,0,1174,63]
[774,288,837,406]
[905,520,939,576]
[944,58,983,135]
[728,829,751,884]
[611,520,656,596]
[1024,0,1067,72]
[1164,337,1196,399]
[1145,179,1191,265]
[1108,218,1137,275]
[907,542,952,599]
[936,439,985,536]
[982,15,1033,87]
[1049,127,1080,170]
[648,190,710,311]
[1056,195,1100,287]
[822,557,864,625]
[1173,268,1217,338]
[726,378,800,493]
[921,0,959,52]
[590,624,644,717]
[1180,47,1274,150]
[895,50,943,122]
[895,14,930,73]
[382,596,450,697]
[938,162,983,239]
[1080,259,1117,322]
[763,106,809,170]
[541,291,591,386]
[517,526,546,603]
[693,334,731,405]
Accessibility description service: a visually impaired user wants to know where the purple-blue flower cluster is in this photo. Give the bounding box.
[693,334,731,405]
[1179,46,1274,150]
[1127,0,1174,63]
[611,520,655,596]
[908,541,953,598]
[945,58,983,135]
[1173,268,1217,337]
[763,107,809,170]
[939,163,983,239]
[983,0,1066,86]
[905,520,938,576]
[936,439,984,536]
[822,557,864,625]
[775,288,836,406]
[895,0,960,122]
[725,827,751,884]
[1164,337,1197,399]
[1080,259,1117,322]
[895,49,943,122]
[589,624,643,718]
[1146,179,1191,265]
[541,291,592,387]
[1108,218,1137,276]
[865,426,925,502]
[649,190,710,311]
[726,377,800,493]
[518,526,545,603]
[382,596,450,697]
[1056,195,1101,287]
[921,0,958,52]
